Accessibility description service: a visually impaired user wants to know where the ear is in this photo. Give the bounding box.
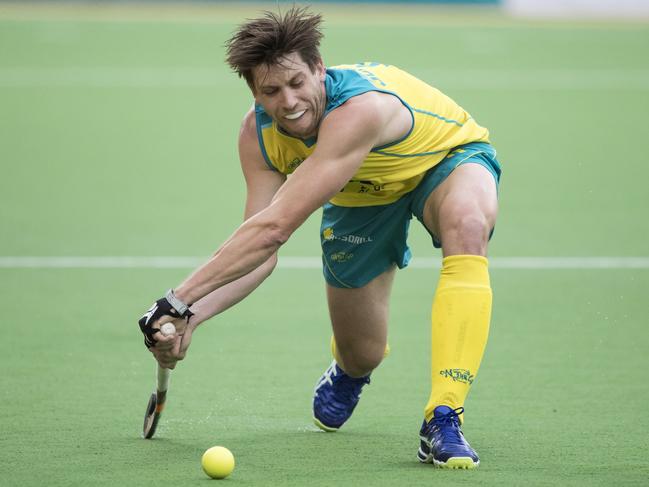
[316,58,326,82]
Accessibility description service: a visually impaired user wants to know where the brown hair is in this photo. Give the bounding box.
[225,6,324,91]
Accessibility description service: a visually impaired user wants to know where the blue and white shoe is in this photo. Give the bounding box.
[312,360,370,432]
[418,405,480,469]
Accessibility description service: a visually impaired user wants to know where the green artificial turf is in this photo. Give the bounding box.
[1,3,648,485]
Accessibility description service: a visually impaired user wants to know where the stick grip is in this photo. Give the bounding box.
[156,322,175,392]
[157,366,171,392]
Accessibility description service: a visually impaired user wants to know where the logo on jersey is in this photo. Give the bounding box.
[330,251,354,263]
[439,368,474,385]
[287,157,304,171]
[322,227,373,244]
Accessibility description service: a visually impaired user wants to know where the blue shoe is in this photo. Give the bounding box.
[312,360,370,432]
[418,406,480,469]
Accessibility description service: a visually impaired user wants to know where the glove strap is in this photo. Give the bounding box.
[165,288,191,316]
[138,290,194,348]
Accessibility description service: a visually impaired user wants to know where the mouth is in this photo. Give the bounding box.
[284,109,306,121]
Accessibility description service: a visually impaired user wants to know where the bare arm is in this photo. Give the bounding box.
[173,94,392,305]
[149,110,285,368]
[186,110,286,326]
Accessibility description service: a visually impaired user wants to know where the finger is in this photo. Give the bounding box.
[157,315,174,326]
[152,349,177,370]
[149,347,165,363]
[152,336,181,365]
[177,327,194,360]
[170,337,180,354]
[147,316,177,349]
[150,316,174,334]
[151,332,175,350]
[150,343,174,361]
[171,334,183,360]
[160,360,176,370]
[171,317,188,335]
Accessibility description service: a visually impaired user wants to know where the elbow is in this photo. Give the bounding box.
[255,233,280,280]
[262,219,292,249]
[250,207,297,254]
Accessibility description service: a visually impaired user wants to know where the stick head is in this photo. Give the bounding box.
[142,392,159,439]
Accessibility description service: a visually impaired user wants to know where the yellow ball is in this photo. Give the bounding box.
[201,446,235,479]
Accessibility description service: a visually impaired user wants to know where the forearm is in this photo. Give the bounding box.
[174,213,287,305]
[188,254,277,326]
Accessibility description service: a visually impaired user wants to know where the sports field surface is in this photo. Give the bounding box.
[1,2,648,485]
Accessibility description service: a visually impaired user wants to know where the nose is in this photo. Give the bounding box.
[281,88,299,111]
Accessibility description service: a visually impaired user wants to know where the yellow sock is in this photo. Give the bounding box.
[424,255,492,423]
[330,335,344,364]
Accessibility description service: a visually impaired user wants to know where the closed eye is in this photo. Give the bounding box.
[262,87,279,96]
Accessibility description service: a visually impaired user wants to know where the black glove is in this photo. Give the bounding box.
[138,289,193,348]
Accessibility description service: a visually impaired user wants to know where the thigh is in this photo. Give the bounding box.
[409,142,502,251]
[423,162,499,256]
[326,265,396,354]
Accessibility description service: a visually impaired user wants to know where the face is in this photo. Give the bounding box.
[252,52,326,139]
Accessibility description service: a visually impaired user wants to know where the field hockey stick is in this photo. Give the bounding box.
[142,322,175,439]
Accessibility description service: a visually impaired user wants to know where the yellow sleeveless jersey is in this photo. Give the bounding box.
[255,62,490,207]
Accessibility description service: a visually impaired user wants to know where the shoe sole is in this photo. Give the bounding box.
[313,416,339,432]
[434,457,479,469]
[418,446,479,469]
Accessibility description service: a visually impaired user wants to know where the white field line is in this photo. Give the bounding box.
[1,67,649,90]
[0,256,648,269]
[0,67,228,88]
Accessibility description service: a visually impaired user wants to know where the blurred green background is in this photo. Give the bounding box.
[1,2,648,485]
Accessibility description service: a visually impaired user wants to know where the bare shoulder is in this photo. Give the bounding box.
[238,107,264,161]
[343,91,405,116]
[321,91,410,147]
[321,92,383,134]
[239,106,258,144]
[237,106,274,178]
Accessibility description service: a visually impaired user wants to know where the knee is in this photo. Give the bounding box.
[455,212,492,241]
[337,343,385,378]
[441,211,493,255]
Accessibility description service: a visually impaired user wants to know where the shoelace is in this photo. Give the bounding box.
[315,363,338,391]
[429,407,465,446]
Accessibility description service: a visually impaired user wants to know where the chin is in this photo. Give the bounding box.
[288,124,316,139]
[279,111,319,138]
